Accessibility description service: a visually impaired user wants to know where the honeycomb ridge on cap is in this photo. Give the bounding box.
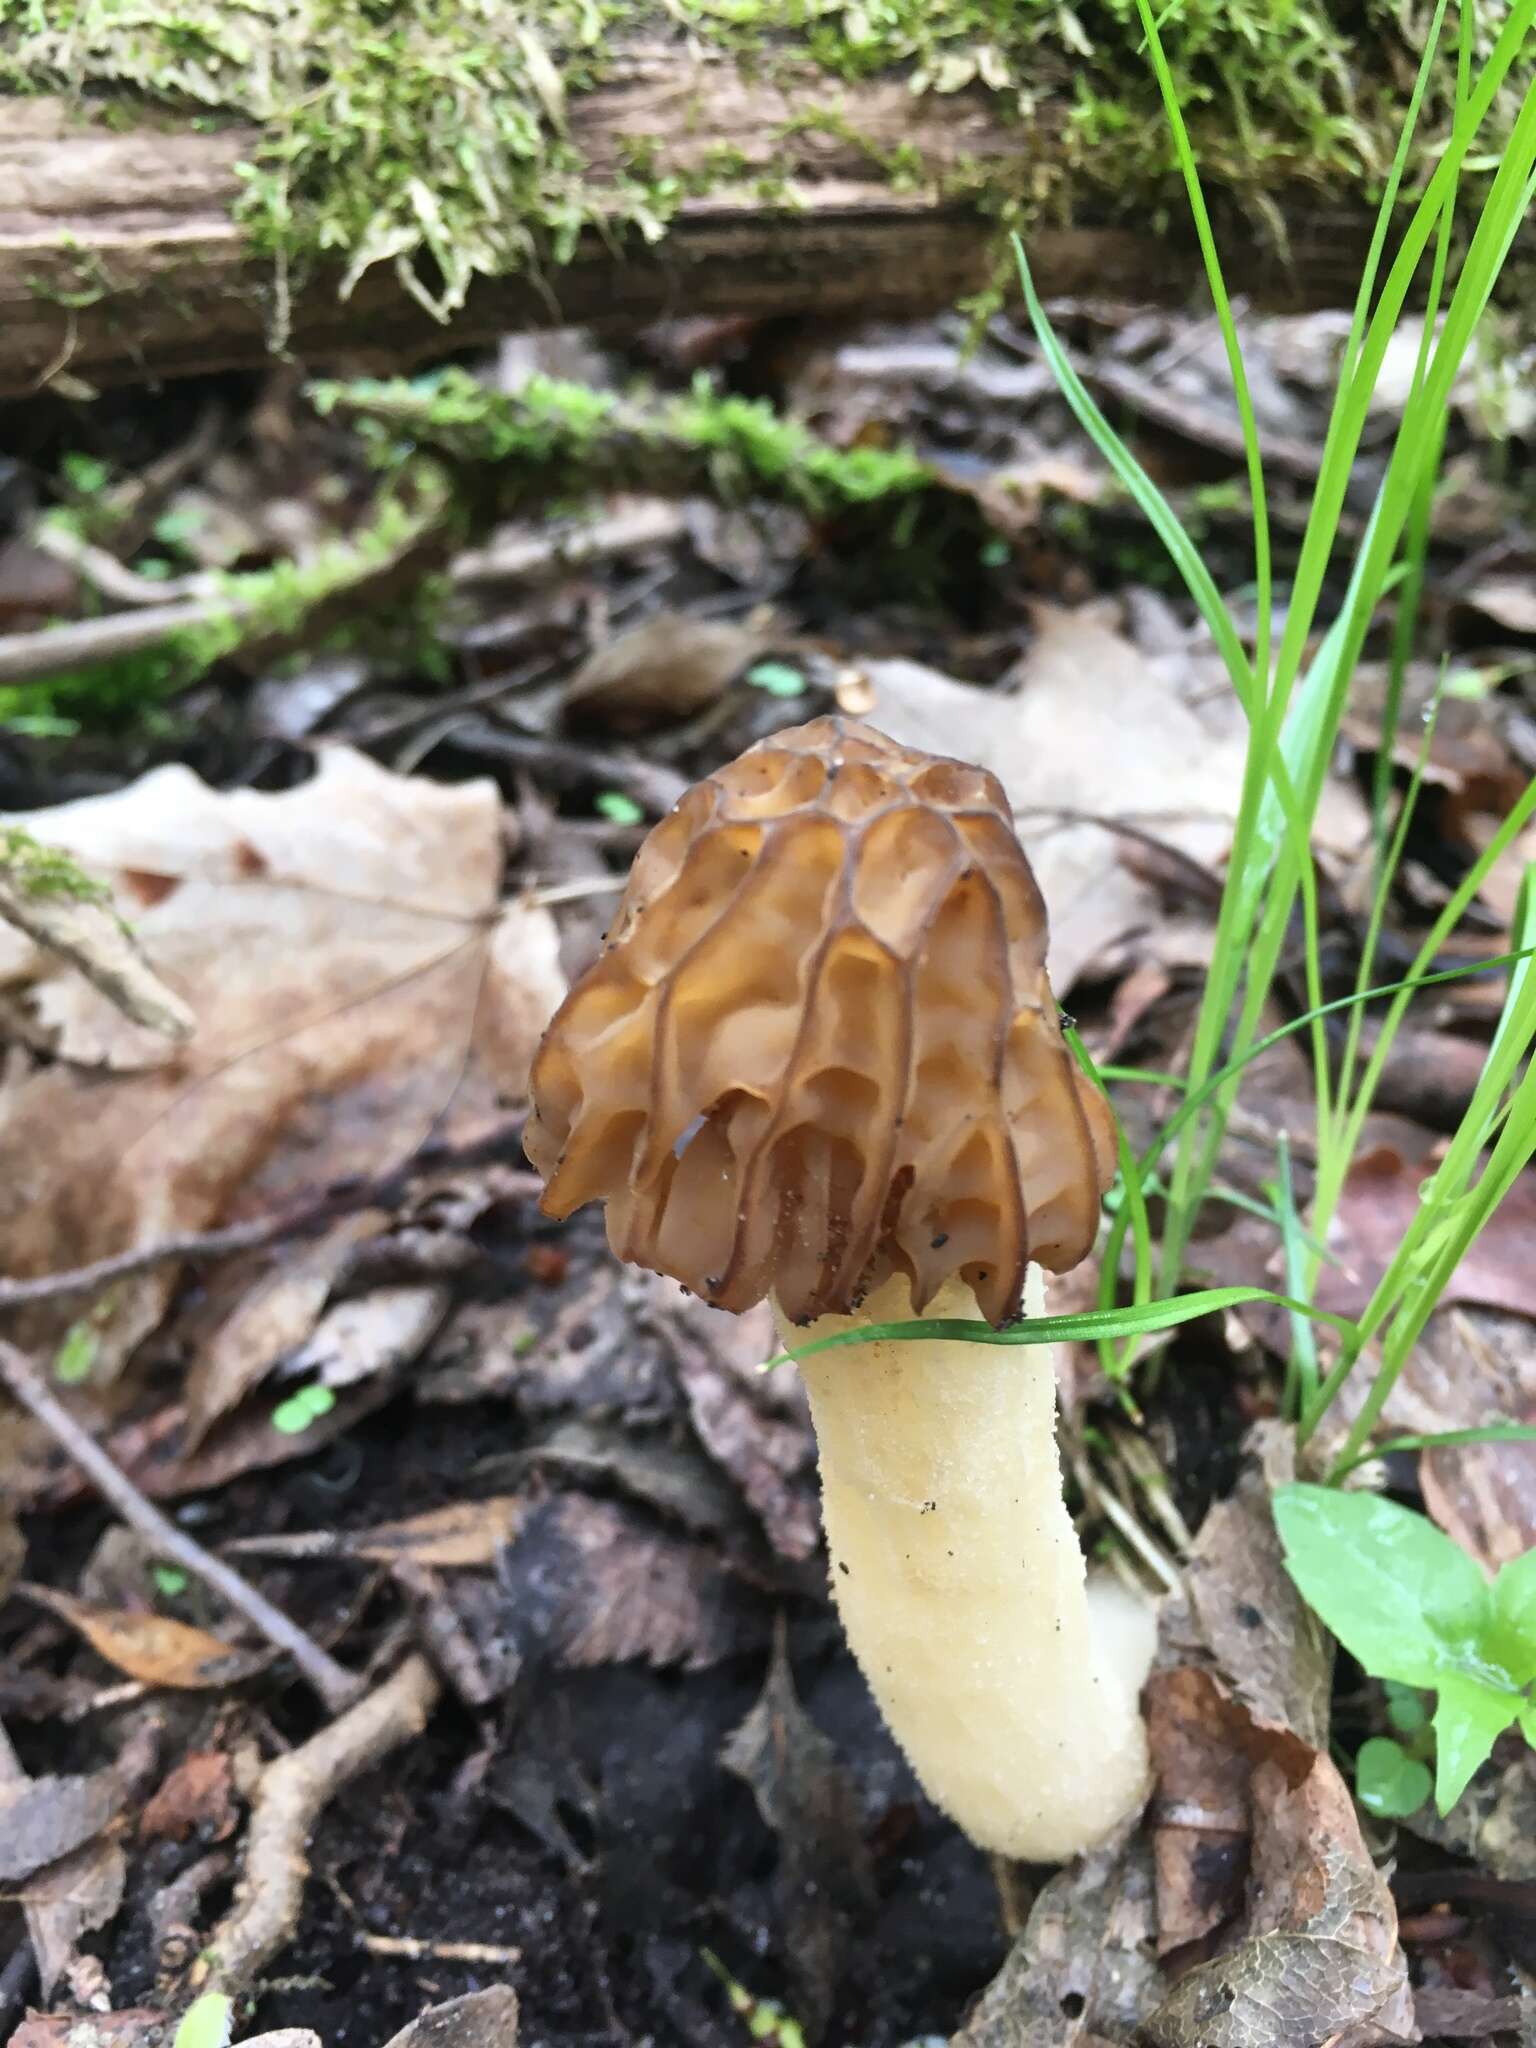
[524,715,1114,1326]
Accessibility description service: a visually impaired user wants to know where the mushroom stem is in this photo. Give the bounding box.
[778,1269,1155,1863]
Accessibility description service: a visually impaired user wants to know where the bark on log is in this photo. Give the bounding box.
[0,47,1411,397]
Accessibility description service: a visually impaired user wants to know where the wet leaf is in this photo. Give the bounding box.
[722,1623,874,2041]
[19,1834,129,1998]
[19,1584,266,1688]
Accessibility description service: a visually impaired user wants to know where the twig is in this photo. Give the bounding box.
[0,1117,530,1311]
[428,720,689,813]
[194,1654,442,1996]
[0,1339,360,1714]
[0,864,195,1040]
[0,596,217,687]
[361,1934,523,1964]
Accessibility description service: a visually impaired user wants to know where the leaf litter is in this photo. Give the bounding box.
[4,297,1536,2048]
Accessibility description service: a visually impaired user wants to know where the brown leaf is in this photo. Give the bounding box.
[1413,1986,1520,2039]
[1145,1668,1259,1955]
[284,1282,452,1387]
[646,1282,819,1560]
[0,751,564,1379]
[1399,1747,1536,1879]
[139,1750,237,1843]
[562,614,764,732]
[0,1498,23,1605]
[1143,1752,1414,2048]
[1316,1146,1536,1324]
[1184,1430,1332,1751]
[0,1768,125,1882]
[347,1497,527,1569]
[950,1830,1159,2046]
[722,1622,874,2041]
[499,1495,757,1672]
[22,1836,129,1997]
[379,1986,520,2048]
[20,1585,265,1689]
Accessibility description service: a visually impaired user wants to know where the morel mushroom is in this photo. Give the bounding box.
[525,716,1154,1861]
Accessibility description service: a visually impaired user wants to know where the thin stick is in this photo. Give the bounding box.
[0,1340,360,1714]
[195,1654,441,1995]
[0,1118,531,1311]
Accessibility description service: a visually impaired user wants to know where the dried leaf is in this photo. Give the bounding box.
[285,1282,452,1388]
[645,1283,819,1559]
[1185,1431,1332,1750]
[950,1831,1159,2046]
[10,2003,161,2048]
[499,1495,757,1672]
[1316,1146,1536,1324]
[0,1767,124,1882]
[1400,1746,1536,1878]
[1143,1752,1413,2048]
[22,1835,129,1996]
[379,1987,519,2048]
[0,858,194,1041]
[348,1497,526,1569]
[562,614,764,733]
[866,609,1366,991]
[0,1497,23,1605]
[722,1623,874,2041]
[0,751,564,1379]
[139,1750,237,1843]
[183,1217,377,1449]
[20,1585,265,1689]
[1413,1987,1520,2039]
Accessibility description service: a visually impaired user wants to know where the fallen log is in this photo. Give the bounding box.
[0,17,1504,396]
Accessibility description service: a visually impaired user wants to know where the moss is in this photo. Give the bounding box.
[0,0,1499,340]
[312,365,934,514]
[0,826,113,906]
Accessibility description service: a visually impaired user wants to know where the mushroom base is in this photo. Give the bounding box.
[780,1270,1155,1863]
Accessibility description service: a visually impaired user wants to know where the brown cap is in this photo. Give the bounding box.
[525,716,1113,1325]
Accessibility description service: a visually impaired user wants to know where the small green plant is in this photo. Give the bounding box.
[270,1383,337,1435]
[1275,1486,1536,1811]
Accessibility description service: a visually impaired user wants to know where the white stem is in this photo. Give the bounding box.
[780,1270,1154,1862]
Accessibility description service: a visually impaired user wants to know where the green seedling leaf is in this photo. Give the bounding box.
[1273,1484,1491,1690]
[595,790,645,825]
[53,1321,98,1385]
[61,451,110,497]
[1433,1671,1521,1811]
[1354,1735,1431,1818]
[979,538,1011,568]
[745,660,807,699]
[270,1383,337,1435]
[173,1993,234,2048]
[1383,1680,1429,1736]
[153,1565,191,1599]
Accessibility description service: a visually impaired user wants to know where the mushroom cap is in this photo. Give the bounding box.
[525,716,1114,1325]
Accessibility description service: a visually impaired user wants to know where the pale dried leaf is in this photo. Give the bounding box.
[10,1990,154,2047]
[20,1585,266,1688]
[346,1497,526,1569]
[866,609,1367,991]
[287,1282,452,1388]
[379,1987,519,2048]
[183,1216,378,1449]
[0,750,564,1378]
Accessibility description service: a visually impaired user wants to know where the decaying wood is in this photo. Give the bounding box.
[2,48,1398,396]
